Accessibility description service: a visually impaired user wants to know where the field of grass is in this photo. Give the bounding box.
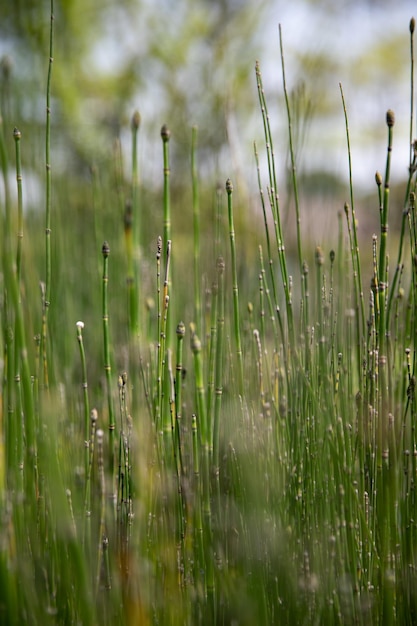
[1,6,417,626]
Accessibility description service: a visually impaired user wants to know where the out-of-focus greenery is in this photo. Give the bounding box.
[1,7,417,624]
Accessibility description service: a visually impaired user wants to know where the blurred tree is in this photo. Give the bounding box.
[0,0,267,177]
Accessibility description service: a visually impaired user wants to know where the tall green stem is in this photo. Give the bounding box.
[191,126,201,328]
[226,178,244,397]
[102,242,115,481]
[41,0,54,388]
[379,110,395,354]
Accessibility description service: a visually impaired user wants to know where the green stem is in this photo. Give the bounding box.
[379,110,395,355]
[226,178,244,397]
[42,0,54,389]
[102,242,115,482]
[191,126,201,328]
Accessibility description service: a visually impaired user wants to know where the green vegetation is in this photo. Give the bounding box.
[1,5,417,625]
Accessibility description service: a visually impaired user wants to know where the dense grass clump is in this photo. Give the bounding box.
[1,6,417,625]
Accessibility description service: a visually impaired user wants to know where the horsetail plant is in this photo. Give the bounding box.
[126,109,141,338]
[41,0,54,389]
[191,125,202,329]
[3,10,417,626]
[102,241,115,483]
[226,178,244,397]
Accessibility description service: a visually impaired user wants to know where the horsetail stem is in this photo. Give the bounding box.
[191,126,201,327]
[279,25,304,291]
[41,0,54,389]
[131,109,141,250]
[84,408,98,561]
[410,18,415,166]
[76,321,90,477]
[158,239,171,435]
[315,246,326,386]
[379,110,395,354]
[161,124,172,358]
[340,84,366,350]
[175,321,185,476]
[256,60,294,348]
[226,178,244,397]
[190,323,207,444]
[190,323,214,619]
[126,110,141,337]
[102,241,115,480]
[13,127,23,283]
[213,256,225,470]
[95,427,106,598]
[388,24,416,321]
[155,235,162,425]
[206,278,218,451]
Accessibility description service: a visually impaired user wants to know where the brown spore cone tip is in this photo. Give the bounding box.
[386,109,395,128]
[161,124,171,142]
[102,241,110,257]
[410,17,415,34]
[131,110,141,130]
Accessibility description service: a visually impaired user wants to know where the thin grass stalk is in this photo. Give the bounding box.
[167,347,187,592]
[191,126,201,328]
[254,142,277,304]
[84,408,98,565]
[161,125,172,349]
[76,321,92,558]
[340,86,366,381]
[190,325,215,619]
[410,19,415,167]
[155,236,162,425]
[41,0,54,389]
[387,22,416,322]
[76,322,90,479]
[174,321,185,475]
[343,202,362,386]
[226,179,244,397]
[257,250,272,406]
[101,242,115,482]
[174,325,187,586]
[206,277,217,452]
[212,256,225,471]
[0,116,10,489]
[126,110,141,337]
[160,240,171,443]
[379,110,395,353]
[191,413,204,615]
[279,25,304,299]
[315,247,326,387]
[117,372,132,587]
[11,128,24,496]
[95,428,107,598]
[256,62,294,347]
[13,128,23,284]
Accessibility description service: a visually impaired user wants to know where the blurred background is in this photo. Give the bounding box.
[0,0,416,238]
